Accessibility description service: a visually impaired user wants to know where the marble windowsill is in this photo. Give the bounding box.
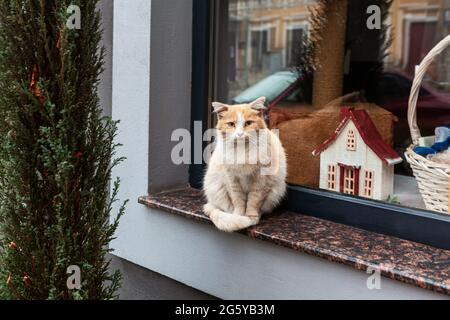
[138,188,450,296]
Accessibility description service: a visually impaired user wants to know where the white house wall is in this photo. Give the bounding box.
[381,162,395,200]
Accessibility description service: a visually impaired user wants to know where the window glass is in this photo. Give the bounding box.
[215,0,450,213]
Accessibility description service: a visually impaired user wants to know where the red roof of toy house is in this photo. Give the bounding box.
[312,108,402,165]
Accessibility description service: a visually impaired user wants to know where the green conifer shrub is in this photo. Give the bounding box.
[0,0,126,300]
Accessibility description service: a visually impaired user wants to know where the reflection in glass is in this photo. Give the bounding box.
[215,0,450,210]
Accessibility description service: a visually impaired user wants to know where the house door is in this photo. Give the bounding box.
[339,166,360,196]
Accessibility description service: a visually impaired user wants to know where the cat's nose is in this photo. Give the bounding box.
[236,132,244,137]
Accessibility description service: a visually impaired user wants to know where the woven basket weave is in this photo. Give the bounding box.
[404,35,450,213]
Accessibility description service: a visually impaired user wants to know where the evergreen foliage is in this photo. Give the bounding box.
[0,0,126,299]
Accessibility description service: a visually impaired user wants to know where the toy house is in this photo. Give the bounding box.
[312,108,402,200]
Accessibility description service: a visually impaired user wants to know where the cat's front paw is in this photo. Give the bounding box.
[203,203,214,217]
[232,208,245,216]
[245,209,260,219]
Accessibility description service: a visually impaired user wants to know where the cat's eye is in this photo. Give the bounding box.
[227,122,235,127]
[245,121,254,127]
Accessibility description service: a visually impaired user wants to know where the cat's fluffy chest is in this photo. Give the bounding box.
[226,165,258,192]
[216,134,273,168]
[225,160,259,174]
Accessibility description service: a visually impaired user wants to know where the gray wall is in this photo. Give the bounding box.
[109,254,216,300]
[98,0,114,118]
[100,1,212,300]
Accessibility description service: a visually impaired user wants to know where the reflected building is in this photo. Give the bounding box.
[226,0,312,97]
[222,0,450,101]
[388,0,450,88]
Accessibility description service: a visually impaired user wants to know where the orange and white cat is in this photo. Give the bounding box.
[203,97,287,232]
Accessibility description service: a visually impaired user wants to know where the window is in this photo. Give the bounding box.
[191,0,450,249]
[363,170,374,198]
[286,27,305,67]
[327,164,336,190]
[346,129,356,151]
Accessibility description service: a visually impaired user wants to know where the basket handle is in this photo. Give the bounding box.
[408,35,450,145]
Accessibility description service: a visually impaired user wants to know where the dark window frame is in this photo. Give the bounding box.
[190,0,450,250]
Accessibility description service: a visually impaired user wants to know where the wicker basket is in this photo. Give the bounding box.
[404,35,450,213]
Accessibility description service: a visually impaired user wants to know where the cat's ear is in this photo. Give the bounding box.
[212,102,229,115]
[249,96,267,111]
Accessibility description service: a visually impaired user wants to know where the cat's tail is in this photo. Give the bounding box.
[203,204,259,233]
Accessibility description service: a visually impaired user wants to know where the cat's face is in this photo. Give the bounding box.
[213,97,267,141]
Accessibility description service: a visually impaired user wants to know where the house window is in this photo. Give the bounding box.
[191,0,450,248]
[363,170,374,198]
[327,164,336,190]
[346,129,356,151]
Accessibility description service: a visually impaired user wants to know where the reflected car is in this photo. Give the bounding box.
[232,70,450,146]
[232,71,303,105]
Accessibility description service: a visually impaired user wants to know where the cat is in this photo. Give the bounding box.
[203,96,287,232]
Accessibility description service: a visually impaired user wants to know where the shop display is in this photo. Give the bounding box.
[270,102,397,187]
[312,108,402,200]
